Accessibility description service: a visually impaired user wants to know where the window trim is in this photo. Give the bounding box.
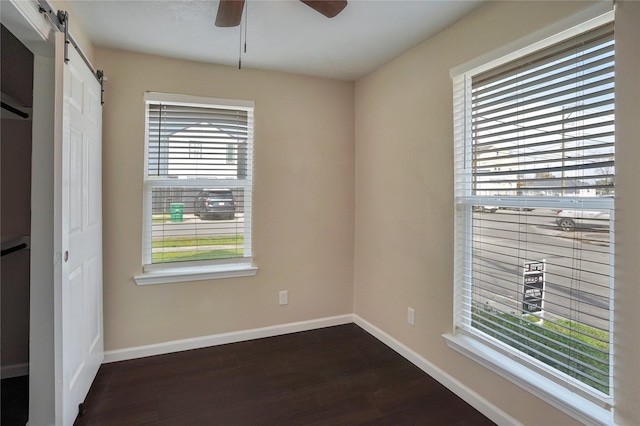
[136,92,257,285]
[447,8,615,425]
[443,333,612,425]
[134,262,258,286]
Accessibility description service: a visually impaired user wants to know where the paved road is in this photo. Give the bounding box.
[152,214,245,238]
[471,208,611,331]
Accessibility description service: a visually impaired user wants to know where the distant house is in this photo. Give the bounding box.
[151,124,246,180]
[518,179,597,197]
[473,145,602,198]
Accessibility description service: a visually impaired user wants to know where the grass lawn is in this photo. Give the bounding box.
[152,236,245,263]
[152,236,243,249]
[152,249,243,263]
[472,307,610,394]
[152,214,172,224]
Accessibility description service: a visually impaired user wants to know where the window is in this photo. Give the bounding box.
[226,143,237,164]
[189,142,202,159]
[450,16,614,422]
[135,93,256,285]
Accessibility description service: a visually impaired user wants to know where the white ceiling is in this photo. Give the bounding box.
[68,0,486,81]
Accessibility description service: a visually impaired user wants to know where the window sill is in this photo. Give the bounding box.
[442,333,612,426]
[134,263,258,286]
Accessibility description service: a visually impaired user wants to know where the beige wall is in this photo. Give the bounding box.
[95,48,355,351]
[611,1,640,423]
[354,1,639,425]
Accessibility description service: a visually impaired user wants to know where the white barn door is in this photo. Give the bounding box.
[54,32,104,426]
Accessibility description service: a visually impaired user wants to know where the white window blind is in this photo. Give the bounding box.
[453,21,614,403]
[143,93,253,269]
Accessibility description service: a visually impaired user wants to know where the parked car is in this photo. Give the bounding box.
[194,189,236,220]
[473,205,498,213]
[555,209,610,231]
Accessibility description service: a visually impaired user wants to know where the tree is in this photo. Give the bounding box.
[595,166,614,196]
[535,172,555,179]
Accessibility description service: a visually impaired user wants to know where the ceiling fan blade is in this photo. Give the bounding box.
[300,0,347,19]
[216,0,245,27]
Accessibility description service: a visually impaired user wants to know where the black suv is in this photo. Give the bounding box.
[194,189,236,220]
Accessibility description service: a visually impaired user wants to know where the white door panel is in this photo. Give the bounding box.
[68,127,83,235]
[55,32,103,426]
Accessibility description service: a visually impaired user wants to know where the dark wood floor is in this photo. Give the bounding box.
[75,324,493,425]
[1,375,29,426]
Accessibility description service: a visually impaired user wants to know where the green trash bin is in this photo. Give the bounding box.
[170,203,184,222]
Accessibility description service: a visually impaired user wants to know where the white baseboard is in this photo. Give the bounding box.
[1,362,29,379]
[104,314,354,363]
[103,313,516,425]
[353,315,521,426]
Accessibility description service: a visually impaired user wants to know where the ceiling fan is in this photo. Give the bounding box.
[215,0,348,27]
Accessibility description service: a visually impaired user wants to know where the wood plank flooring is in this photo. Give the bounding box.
[1,375,29,426]
[75,324,495,425]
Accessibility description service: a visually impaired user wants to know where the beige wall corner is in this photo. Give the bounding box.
[353,0,636,425]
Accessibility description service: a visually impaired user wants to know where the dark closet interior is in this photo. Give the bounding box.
[1,23,34,426]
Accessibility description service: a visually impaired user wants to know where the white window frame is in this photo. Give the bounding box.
[134,93,258,285]
[444,6,615,425]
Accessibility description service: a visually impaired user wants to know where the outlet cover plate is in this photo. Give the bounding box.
[279,290,288,305]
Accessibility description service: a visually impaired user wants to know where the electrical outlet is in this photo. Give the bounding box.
[407,307,415,326]
[279,290,288,306]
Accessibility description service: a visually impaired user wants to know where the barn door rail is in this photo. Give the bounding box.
[36,0,106,104]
